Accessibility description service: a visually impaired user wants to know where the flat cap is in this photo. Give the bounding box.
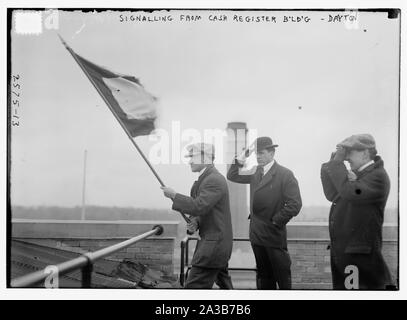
[337,134,376,150]
[184,143,215,158]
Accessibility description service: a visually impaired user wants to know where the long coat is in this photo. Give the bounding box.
[227,160,302,249]
[172,165,233,269]
[320,156,390,255]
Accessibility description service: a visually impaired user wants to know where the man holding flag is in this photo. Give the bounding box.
[161,143,234,289]
[60,36,231,285]
[59,35,188,223]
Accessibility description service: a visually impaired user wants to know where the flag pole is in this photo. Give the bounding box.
[58,35,190,223]
[58,35,164,186]
[81,149,87,220]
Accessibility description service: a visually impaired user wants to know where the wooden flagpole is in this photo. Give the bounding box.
[58,35,190,223]
[81,149,87,220]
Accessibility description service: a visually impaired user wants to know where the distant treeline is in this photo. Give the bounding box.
[10,205,398,222]
[11,205,179,221]
[296,206,398,223]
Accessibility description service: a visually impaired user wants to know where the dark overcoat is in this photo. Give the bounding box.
[172,165,233,269]
[320,156,393,288]
[321,156,390,254]
[227,160,302,249]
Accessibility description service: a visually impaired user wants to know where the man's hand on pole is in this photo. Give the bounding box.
[161,186,177,199]
[187,219,199,235]
[160,186,191,223]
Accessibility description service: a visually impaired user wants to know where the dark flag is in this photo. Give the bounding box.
[61,37,157,137]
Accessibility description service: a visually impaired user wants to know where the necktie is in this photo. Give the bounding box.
[258,167,264,181]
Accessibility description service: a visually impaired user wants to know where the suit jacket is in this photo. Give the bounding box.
[227,160,302,248]
[321,156,390,255]
[172,165,233,269]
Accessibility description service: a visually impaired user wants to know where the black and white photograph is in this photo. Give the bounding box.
[4,2,405,301]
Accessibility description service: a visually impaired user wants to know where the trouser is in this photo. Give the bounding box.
[251,244,292,289]
[330,250,394,290]
[185,265,233,289]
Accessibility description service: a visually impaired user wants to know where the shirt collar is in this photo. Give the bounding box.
[262,160,275,176]
[358,160,374,172]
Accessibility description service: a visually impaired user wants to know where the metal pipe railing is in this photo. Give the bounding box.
[11,225,164,288]
[179,236,256,287]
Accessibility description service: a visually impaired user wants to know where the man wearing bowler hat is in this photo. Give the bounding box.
[161,143,233,289]
[321,134,394,289]
[227,136,302,289]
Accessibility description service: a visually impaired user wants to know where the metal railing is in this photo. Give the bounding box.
[179,236,256,287]
[11,225,164,288]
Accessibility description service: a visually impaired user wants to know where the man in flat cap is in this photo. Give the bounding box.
[227,136,302,289]
[321,134,393,289]
[161,143,233,289]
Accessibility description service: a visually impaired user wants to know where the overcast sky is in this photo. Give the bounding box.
[10,9,399,210]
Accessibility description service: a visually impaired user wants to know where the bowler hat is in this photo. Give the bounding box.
[255,136,279,151]
[337,134,376,150]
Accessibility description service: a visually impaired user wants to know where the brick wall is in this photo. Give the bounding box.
[288,240,398,289]
[17,238,175,274]
[180,238,398,289]
[12,220,398,289]
[12,220,179,276]
[289,240,331,287]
